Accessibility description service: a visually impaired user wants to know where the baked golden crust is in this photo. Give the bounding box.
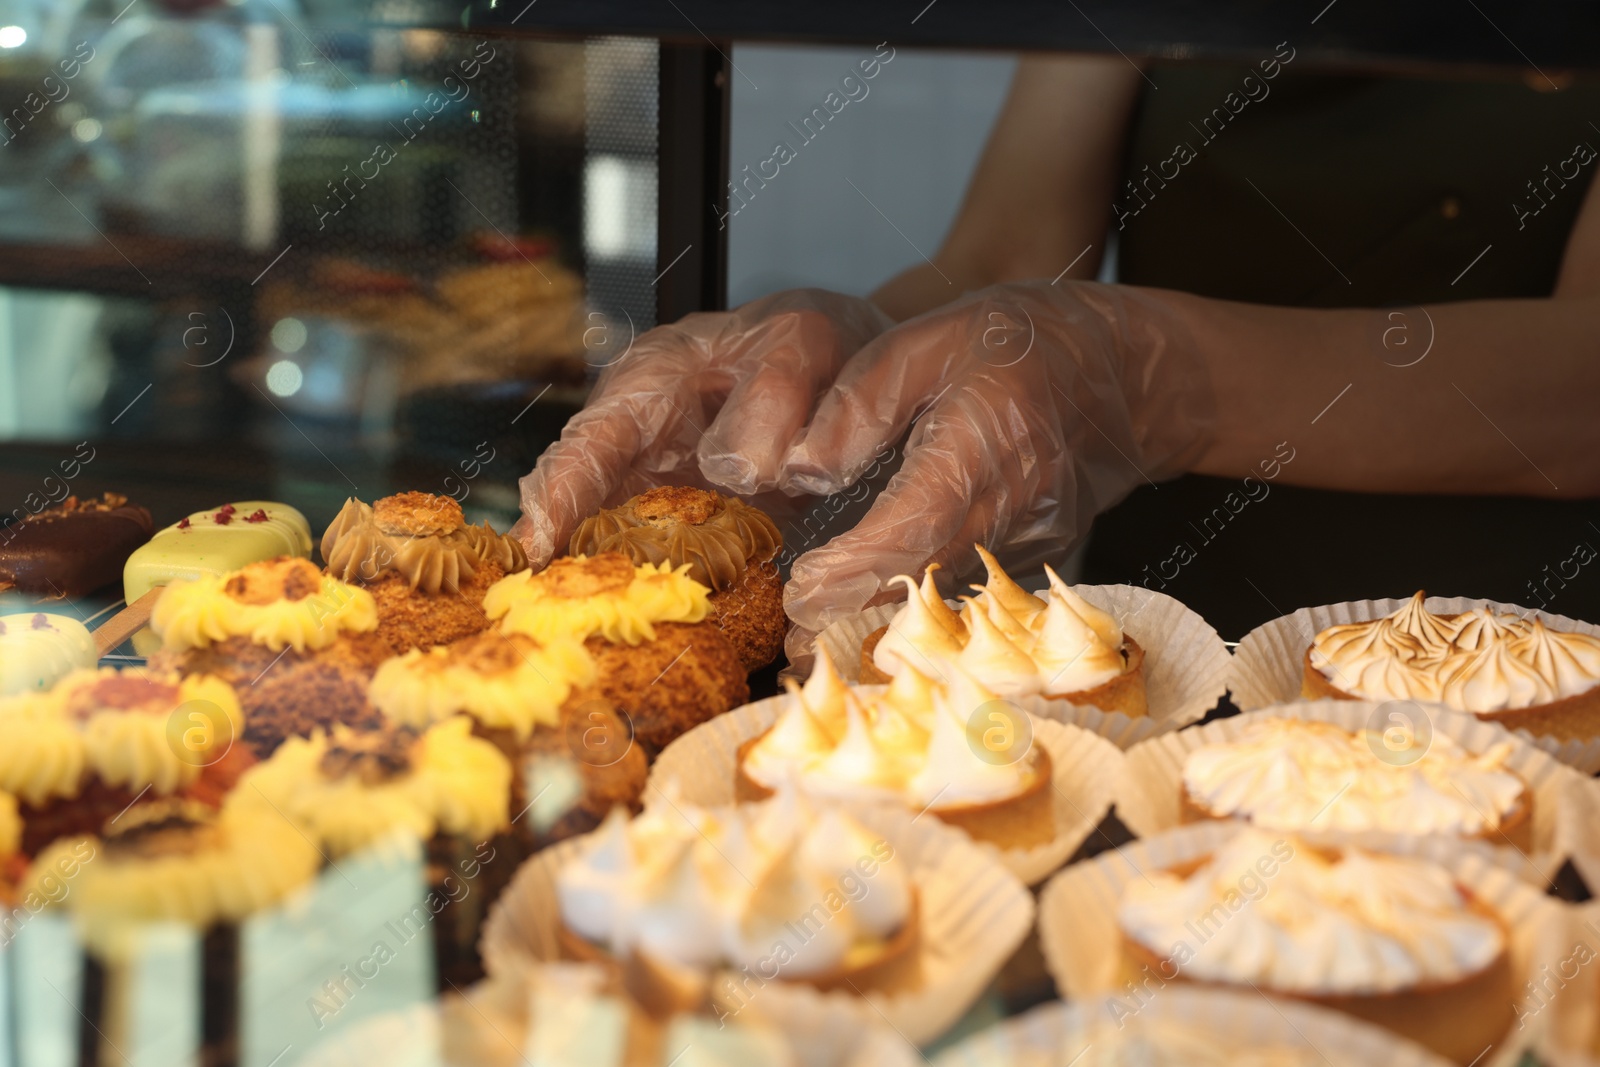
[373,491,466,537]
[707,560,786,672]
[360,561,508,657]
[1302,643,1600,742]
[1119,889,1516,1065]
[151,635,384,758]
[861,625,1148,717]
[574,621,748,759]
[1177,779,1536,853]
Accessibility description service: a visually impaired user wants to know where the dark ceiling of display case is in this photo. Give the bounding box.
[462,0,1600,74]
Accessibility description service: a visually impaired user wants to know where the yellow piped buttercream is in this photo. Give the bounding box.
[484,555,710,647]
[153,571,377,653]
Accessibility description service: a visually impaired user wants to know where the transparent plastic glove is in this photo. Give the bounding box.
[780,280,1216,666]
[512,289,893,567]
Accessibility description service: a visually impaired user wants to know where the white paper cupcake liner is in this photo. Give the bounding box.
[814,584,1231,750]
[1229,595,1600,772]
[479,802,1033,1048]
[647,691,1125,885]
[1530,900,1600,1067]
[931,985,1457,1067]
[1555,777,1600,893]
[1037,822,1568,1067]
[1116,699,1581,883]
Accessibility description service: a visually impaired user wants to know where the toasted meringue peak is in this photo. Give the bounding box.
[972,544,1047,623]
[919,564,967,639]
[1032,594,1126,696]
[873,574,965,674]
[956,597,1043,697]
[1043,564,1122,650]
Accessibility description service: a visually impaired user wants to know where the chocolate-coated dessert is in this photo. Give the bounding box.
[0,494,153,599]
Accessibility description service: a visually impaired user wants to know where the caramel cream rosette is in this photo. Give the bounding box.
[554,783,918,1011]
[571,487,785,671]
[237,717,510,858]
[153,556,378,654]
[485,553,711,646]
[1177,717,1532,846]
[1304,593,1600,736]
[735,650,1055,850]
[323,493,528,593]
[370,631,597,741]
[29,798,318,958]
[862,547,1147,717]
[0,668,241,803]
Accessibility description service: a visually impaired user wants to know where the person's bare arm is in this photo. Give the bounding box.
[1174,172,1600,498]
[870,54,1143,321]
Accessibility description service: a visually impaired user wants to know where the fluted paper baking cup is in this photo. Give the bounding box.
[1530,900,1600,1067]
[1116,699,1579,882]
[1229,595,1600,772]
[932,985,1456,1067]
[479,802,1033,1048]
[814,584,1230,748]
[1554,777,1600,893]
[647,692,1124,885]
[1037,822,1567,1067]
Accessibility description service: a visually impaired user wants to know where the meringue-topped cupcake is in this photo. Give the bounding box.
[1179,718,1532,847]
[861,547,1146,717]
[149,556,386,757]
[322,492,530,656]
[554,784,918,1015]
[484,553,747,758]
[1117,829,1514,1064]
[737,650,1054,849]
[570,486,785,672]
[1305,592,1600,741]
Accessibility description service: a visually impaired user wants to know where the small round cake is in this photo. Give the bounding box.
[1304,592,1600,741]
[737,650,1055,850]
[148,556,388,757]
[1116,830,1515,1065]
[1179,717,1532,849]
[570,486,785,672]
[861,547,1146,717]
[322,492,530,656]
[484,552,748,758]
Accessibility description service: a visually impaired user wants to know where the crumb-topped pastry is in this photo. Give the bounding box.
[0,612,98,696]
[738,650,1054,849]
[149,557,386,757]
[370,631,646,848]
[1117,830,1514,1064]
[555,785,917,1015]
[1305,592,1600,741]
[862,547,1146,717]
[27,797,318,958]
[322,492,530,655]
[571,487,785,672]
[485,553,747,758]
[1180,718,1531,848]
[0,668,252,856]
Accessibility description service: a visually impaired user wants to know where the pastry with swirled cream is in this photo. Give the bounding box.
[484,553,747,758]
[322,492,530,656]
[860,547,1146,717]
[554,783,918,1016]
[369,631,646,849]
[1304,592,1600,741]
[1116,830,1515,1064]
[1179,718,1532,849]
[0,668,254,857]
[736,650,1054,849]
[148,557,388,757]
[570,487,785,672]
[237,717,514,986]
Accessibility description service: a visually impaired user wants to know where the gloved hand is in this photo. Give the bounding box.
[778,280,1216,666]
[512,289,893,567]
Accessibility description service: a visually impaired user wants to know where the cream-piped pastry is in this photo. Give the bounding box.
[1180,718,1531,845]
[322,492,530,656]
[1117,830,1514,1064]
[1306,592,1600,741]
[27,798,318,958]
[485,553,747,758]
[862,547,1146,716]
[555,784,917,1008]
[148,557,387,757]
[738,650,1054,849]
[0,613,98,696]
[236,717,510,858]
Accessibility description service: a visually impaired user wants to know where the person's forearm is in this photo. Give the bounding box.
[1157,289,1600,498]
